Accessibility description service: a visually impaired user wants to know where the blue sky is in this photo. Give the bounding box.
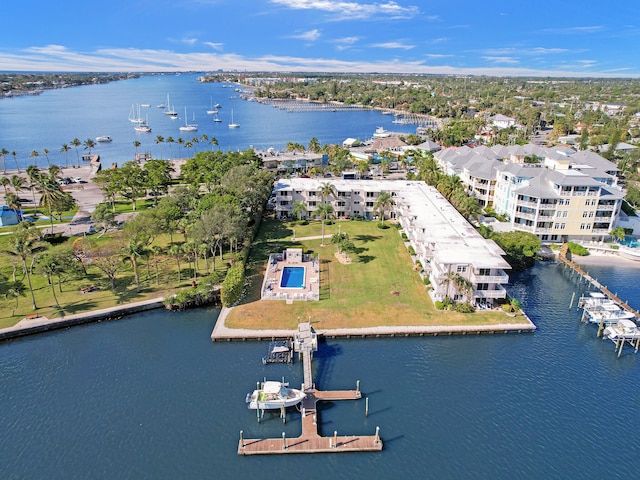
[1,0,639,76]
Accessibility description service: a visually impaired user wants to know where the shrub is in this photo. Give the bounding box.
[377,222,390,229]
[220,261,245,307]
[501,304,513,313]
[407,245,416,255]
[453,302,474,313]
[401,232,408,240]
[435,301,445,310]
[567,242,590,256]
[423,277,431,286]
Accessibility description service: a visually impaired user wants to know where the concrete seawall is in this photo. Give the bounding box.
[0,297,165,341]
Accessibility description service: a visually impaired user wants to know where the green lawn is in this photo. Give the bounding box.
[225,217,523,330]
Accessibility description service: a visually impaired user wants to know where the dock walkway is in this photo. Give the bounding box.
[239,322,382,455]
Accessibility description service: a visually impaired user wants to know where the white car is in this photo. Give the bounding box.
[72,177,83,183]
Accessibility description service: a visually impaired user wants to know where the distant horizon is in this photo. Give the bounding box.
[2,1,639,78]
[2,71,640,81]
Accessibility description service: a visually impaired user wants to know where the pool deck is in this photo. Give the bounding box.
[262,253,320,302]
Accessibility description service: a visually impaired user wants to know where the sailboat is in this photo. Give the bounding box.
[128,104,144,124]
[207,97,218,115]
[134,114,152,133]
[179,107,198,131]
[228,109,240,128]
[213,112,222,123]
[164,95,178,117]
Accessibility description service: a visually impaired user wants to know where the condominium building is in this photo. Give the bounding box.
[434,144,625,242]
[273,178,510,307]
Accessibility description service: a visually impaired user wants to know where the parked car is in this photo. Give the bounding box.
[72,177,83,183]
[87,225,96,235]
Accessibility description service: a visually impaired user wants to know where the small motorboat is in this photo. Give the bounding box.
[95,136,112,142]
[246,380,305,410]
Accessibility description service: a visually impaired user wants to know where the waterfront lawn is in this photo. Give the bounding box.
[0,232,229,329]
[225,217,525,330]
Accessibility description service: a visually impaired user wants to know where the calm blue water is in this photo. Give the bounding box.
[1,260,640,479]
[281,266,305,288]
[622,235,640,248]
[0,74,416,169]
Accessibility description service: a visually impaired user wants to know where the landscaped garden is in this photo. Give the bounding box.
[224,217,528,330]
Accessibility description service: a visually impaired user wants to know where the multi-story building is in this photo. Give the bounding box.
[434,144,625,243]
[274,178,511,307]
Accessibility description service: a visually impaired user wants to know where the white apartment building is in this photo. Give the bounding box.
[434,144,625,243]
[274,179,511,307]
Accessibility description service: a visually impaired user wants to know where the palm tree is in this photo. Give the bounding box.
[29,150,40,167]
[319,182,337,204]
[165,136,174,158]
[4,222,44,310]
[10,151,20,173]
[609,227,626,243]
[315,202,334,246]
[42,148,51,167]
[83,138,95,156]
[308,137,321,153]
[168,243,184,283]
[122,237,147,292]
[374,191,394,226]
[60,144,70,168]
[5,192,21,220]
[452,274,474,303]
[36,254,61,309]
[70,138,81,167]
[155,135,165,159]
[291,200,307,222]
[0,176,9,194]
[133,140,141,157]
[150,245,164,285]
[34,173,65,234]
[26,165,41,215]
[5,280,26,315]
[10,175,26,196]
[209,137,219,151]
[0,147,8,174]
[177,137,185,155]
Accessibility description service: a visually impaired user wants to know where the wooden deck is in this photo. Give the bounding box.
[238,388,382,455]
[239,322,382,455]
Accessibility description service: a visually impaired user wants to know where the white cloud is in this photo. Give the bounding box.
[3,44,639,78]
[543,25,604,35]
[482,56,519,65]
[181,37,199,46]
[203,42,224,51]
[371,41,415,50]
[270,0,419,20]
[289,29,321,41]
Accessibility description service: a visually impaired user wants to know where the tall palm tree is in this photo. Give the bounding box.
[191,137,199,153]
[292,200,307,222]
[10,151,20,173]
[10,174,26,195]
[374,191,394,226]
[133,140,141,157]
[168,243,184,283]
[60,143,70,168]
[83,138,95,156]
[0,176,9,194]
[165,136,174,158]
[319,182,337,204]
[36,174,65,234]
[5,192,22,220]
[42,148,51,167]
[210,137,219,151]
[177,137,185,155]
[5,280,26,315]
[308,137,321,153]
[315,202,334,246]
[0,147,8,174]
[155,135,165,159]
[122,238,147,292]
[26,165,41,215]
[4,222,44,310]
[70,138,81,167]
[150,245,164,285]
[29,150,40,167]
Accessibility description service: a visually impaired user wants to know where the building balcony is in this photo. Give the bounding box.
[597,204,616,211]
[277,194,293,201]
[473,285,507,299]
[516,200,538,208]
[471,271,509,284]
[515,212,537,221]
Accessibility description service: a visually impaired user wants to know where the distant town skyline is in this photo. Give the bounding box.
[2,0,639,77]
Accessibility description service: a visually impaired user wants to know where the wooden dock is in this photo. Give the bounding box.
[239,322,382,455]
[560,244,640,319]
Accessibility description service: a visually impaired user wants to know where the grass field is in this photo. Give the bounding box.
[225,217,526,330]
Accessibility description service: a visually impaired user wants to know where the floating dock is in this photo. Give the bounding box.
[262,340,293,364]
[239,322,382,455]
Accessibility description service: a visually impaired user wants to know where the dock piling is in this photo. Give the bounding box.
[240,430,244,448]
[569,292,575,309]
[366,397,369,417]
[333,431,338,449]
[282,432,286,450]
[375,426,380,445]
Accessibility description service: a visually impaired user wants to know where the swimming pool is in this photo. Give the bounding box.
[280,266,305,289]
[622,236,640,248]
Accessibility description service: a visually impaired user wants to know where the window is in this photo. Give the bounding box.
[478,268,490,276]
[366,192,376,198]
[583,211,589,218]
[457,265,467,273]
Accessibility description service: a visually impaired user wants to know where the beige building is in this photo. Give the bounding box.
[274,178,510,307]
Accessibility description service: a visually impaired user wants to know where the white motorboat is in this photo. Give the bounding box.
[95,135,112,142]
[603,319,640,341]
[373,126,390,138]
[246,380,305,410]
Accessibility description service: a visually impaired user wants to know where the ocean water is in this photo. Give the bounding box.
[1,260,640,479]
[0,74,417,169]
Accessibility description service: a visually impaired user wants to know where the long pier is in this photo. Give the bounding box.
[238,322,382,455]
[559,244,640,319]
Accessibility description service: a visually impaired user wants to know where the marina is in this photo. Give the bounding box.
[239,322,382,455]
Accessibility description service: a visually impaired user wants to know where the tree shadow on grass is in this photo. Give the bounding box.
[352,234,382,243]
